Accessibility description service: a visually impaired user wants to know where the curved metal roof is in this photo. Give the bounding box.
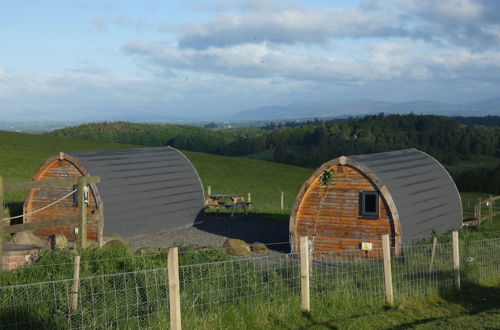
[69,146,205,238]
[349,148,462,242]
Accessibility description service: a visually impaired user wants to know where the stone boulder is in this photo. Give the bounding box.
[250,242,269,254]
[48,234,68,249]
[103,234,129,250]
[135,247,159,255]
[10,231,46,247]
[223,239,250,256]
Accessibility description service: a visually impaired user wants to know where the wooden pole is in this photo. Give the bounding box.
[207,186,211,196]
[429,237,437,274]
[489,195,493,221]
[452,231,460,291]
[97,201,104,248]
[0,176,3,270]
[247,193,251,210]
[168,247,182,330]
[300,236,310,312]
[382,234,394,305]
[280,191,284,210]
[70,255,81,311]
[478,197,482,226]
[77,177,87,250]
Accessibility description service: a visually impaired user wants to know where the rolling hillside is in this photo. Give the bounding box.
[0,130,312,216]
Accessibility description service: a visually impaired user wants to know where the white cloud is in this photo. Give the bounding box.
[124,38,500,86]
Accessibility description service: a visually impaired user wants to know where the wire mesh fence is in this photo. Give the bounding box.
[0,237,499,329]
[392,242,454,300]
[179,253,301,327]
[0,267,169,330]
[311,249,386,308]
[460,238,500,284]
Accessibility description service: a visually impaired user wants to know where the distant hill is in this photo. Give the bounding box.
[227,97,500,121]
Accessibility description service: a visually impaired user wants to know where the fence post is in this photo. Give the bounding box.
[77,177,87,250]
[207,186,211,196]
[382,234,394,305]
[0,176,3,270]
[429,236,437,274]
[478,197,482,226]
[452,231,460,291]
[168,247,182,330]
[489,195,493,221]
[97,201,104,248]
[247,193,251,210]
[300,236,310,312]
[280,191,284,210]
[70,255,81,311]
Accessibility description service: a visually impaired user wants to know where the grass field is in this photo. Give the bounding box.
[0,130,312,216]
[1,130,500,329]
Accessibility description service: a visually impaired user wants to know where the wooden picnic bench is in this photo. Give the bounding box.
[205,194,252,218]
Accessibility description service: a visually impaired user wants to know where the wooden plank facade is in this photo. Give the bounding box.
[291,163,396,257]
[23,153,99,242]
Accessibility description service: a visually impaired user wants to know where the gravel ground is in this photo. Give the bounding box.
[126,214,290,253]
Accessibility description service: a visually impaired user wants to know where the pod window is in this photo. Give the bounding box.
[360,191,379,219]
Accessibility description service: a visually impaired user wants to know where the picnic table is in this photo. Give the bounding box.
[205,194,251,218]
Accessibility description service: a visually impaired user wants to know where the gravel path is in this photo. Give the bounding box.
[126,214,290,253]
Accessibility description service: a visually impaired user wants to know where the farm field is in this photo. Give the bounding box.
[0,130,312,217]
[1,130,499,329]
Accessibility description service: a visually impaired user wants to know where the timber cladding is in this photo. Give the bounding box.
[290,148,463,256]
[293,164,392,257]
[24,154,98,242]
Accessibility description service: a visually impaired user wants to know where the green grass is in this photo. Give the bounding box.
[0,130,136,213]
[448,154,500,171]
[0,130,312,216]
[184,150,312,213]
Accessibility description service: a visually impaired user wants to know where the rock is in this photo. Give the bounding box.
[135,247,158,255]
[223,239,250,256]
[48,234,68,249]
[103,234,129,250]
[250,242,269,254]
[10,231,46,247]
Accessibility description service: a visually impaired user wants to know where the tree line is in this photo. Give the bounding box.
[49,114,500,194]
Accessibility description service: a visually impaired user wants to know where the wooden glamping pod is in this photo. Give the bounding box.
[24,147,205,241]
[290,148,462,256]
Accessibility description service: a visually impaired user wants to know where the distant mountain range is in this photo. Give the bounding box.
[225,97,500,121]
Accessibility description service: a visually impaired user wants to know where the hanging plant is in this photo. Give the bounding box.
[319,169,335,187]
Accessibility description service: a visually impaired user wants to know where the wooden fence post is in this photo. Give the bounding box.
[207,186,211,196]
[70,255,81,311]
[77,177,87,250]
[452,231,460,291]
[97,201,104,248]
[300,236,310,312]
[429,236,437,274]
[478,197,482,226]
[280,191,284,210]
[168,247,182,330]
[382,234,394,305]
[247,193,252,210]
[489,195,493,221]
[0,176,3,270]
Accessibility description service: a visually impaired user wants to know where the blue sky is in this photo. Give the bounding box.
[1,0,500,122]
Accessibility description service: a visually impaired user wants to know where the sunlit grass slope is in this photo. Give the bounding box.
[0,130,312,215]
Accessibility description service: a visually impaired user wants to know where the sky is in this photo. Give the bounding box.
[1,0,500,122]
